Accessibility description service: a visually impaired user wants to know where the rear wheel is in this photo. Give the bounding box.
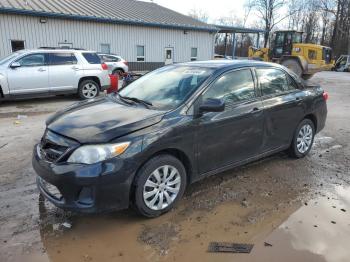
[281,59,303,78]
[112,69,124,77]
[289,119,315,158]
[78,79,99,100]
[134,154,187,217]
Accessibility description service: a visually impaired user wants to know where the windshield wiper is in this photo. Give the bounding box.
[118,94,153,108]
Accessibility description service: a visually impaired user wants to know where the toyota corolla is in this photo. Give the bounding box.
[32,60,327,217]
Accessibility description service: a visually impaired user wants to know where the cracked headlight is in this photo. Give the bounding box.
[67,142,130,164]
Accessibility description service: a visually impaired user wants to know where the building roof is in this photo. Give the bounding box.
[214,25,265,34]
[0,0,218,32]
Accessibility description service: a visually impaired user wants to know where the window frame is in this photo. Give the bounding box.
[198,67,259,109]
[255,67,300,99]
[13,53,48,67]
[10,40,25,52]
[100,43,111,54]
[136,45,145,62]
[191,47,198,61]
[48,52,77,66]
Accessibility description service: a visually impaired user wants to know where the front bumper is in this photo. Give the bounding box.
[32,144,135,213]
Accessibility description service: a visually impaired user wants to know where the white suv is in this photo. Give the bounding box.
[0,49,111,100]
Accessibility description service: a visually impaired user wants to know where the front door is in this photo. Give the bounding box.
[48,52,81,92]
[256,67,305,151]
[194,68,264,174]
[164,47,174,65]
[7,53,49,95]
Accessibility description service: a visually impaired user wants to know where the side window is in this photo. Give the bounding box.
[49,53,77,65]
[203,69,256,105]
[102,55,119,62]
[257,68,292,96]
[16,53,46,67]
[82,53,101,64]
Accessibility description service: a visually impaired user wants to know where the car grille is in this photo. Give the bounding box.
[39,130,78,163]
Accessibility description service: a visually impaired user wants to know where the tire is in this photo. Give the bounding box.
[281,59,303,77]
[133,154,187,218]
[289,119,315,158]
[112,69,124,77]
[78,79,100,100]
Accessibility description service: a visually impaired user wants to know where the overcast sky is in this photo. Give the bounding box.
[154,0,247,24]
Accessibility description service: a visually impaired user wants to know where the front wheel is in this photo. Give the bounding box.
[133,154,187,217]
[289,119,315,158]
[281,59,303,78]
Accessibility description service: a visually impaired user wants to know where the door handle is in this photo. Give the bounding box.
[38,68,46,72]
[72,66,80,71]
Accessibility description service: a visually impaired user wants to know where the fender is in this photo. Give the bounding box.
[0,71,10,97]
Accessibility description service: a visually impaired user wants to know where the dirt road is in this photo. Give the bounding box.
[0,72,349,262]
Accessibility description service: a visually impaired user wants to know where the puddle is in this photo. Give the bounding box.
[233,185,350,262]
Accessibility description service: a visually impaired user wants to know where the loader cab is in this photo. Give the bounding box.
[271,31,303,58]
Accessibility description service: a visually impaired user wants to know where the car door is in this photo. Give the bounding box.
[194,68,264,175]
[256,67,305,151]
[7,53,49,95]
[48,52,81,92]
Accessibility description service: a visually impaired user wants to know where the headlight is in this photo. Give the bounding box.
[293,47,301,52]
[67,142,130,164]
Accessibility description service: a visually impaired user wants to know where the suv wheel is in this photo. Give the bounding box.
[113,69,124,77]
[134,154,187,217]
[289,119,315,158]
[78,79,100,99]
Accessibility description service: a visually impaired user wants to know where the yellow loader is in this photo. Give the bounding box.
[248,30,334,79]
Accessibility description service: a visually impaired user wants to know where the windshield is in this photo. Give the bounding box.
[0,52,23,65]
[119,66,213,110]
[293,33,303,44]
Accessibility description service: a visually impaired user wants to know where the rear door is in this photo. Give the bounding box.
[7,53,49,95]
[194,68,264,174]
[48,52,81,92]
[256,67,304,151]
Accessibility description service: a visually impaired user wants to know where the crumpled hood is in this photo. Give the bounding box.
[46,97,165,143]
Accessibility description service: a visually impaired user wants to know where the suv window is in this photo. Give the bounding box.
[100,55,119,62]
[82,52,101,64]
[257,68,295,96]
[49,53,77,65]
[16,53,46,67]
[203,69,256,105]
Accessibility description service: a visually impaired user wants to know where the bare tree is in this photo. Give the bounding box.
[252,0,285,47]
[188,8,209,23]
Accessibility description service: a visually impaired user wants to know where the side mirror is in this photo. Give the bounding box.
[10,62,21,69]
[199,98,225,113]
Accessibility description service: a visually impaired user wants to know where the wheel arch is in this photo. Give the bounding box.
[129,148,193,201]
[78,76,101,90]
[112,68,125,74]
[304,113,318,132]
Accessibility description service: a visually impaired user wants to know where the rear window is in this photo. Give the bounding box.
[49,53,77,65]
[82,52,101,64]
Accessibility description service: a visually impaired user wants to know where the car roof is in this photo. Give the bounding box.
[19,49,97,53]
[176,59,283,70]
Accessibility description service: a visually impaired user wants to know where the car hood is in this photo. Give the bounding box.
[46,97,165,144]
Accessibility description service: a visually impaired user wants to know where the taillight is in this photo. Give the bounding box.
[323,91,329,101]
[123,61,128,66]
[101,63,108,70]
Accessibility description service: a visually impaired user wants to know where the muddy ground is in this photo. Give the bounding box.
[0,71,349,262]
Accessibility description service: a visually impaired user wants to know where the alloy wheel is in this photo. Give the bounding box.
[82,83,98,98]
[143,165,181,211]
[297,124,313,153]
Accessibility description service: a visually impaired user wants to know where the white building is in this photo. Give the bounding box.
[0,0,217,71]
